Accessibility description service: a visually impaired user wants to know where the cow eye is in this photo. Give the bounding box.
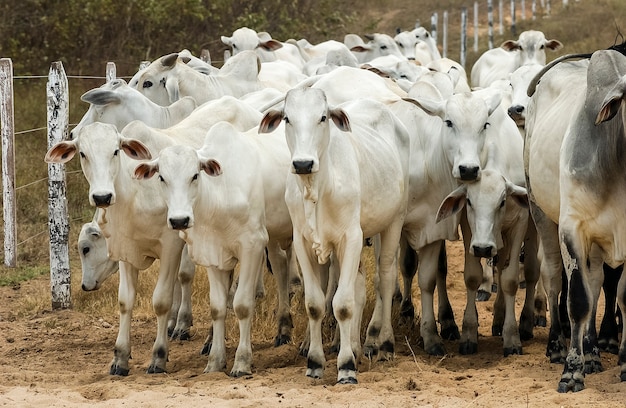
[284,117,290,124]
[113,149,119,156]
[484,122,490,130]
[381,45,388,50]
[397,43,404,48]
[192,173,198,182]
[143,80,153,89]
[158,175,165,183]
[321,115,327,123]
[540,44,545,50]
[82,246,90,256]
[79,151,86,159]
[500,199,506,208]
[467,198,472,207]
[445,120,453,128]
[425,33,430,38]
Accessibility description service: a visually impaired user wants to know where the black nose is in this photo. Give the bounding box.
[92,193,112,207]
[459,165,479,181]
[508,105,524,117]
[169,217,190,230]
[293,160,314,174]
[473,245,494,258]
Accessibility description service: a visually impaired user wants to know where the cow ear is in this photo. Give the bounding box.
[259,110,284,133]
[506,182,529,208]
[436,185,467,223]
[403,95,446,120]
[350,45,370,53]
[165,78,180,103]
[545,39,563,51]
[596,83,625,124]
[161,53,179,69]
[500,40,520,52]
[81,89,120,106]
[45,140,77,164]
[484,90,502,117]
[259,39,283,52]
[121,138,152,160]
[330,108,351,132]
[221,35,233,46]
[134,161,159,180]
[200,159,222,176]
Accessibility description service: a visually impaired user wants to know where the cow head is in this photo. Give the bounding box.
[501,30,563,66]
[78,218,118,291]
[134,144,221,231]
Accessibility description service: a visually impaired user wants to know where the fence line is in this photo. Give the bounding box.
[0,58,16,268]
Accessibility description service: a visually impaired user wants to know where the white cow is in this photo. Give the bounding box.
[470,30,563,89]
[78,216,197,339]
[133,119,293,377]
[259,87,410,384]
[526,49,626,392]
[347,33,406,64]
[221,27,306,70]
[394,27,441,65]
[506,63,544,126]
[71,78,197,138]
[134,50,263,106]
[45,122,183,375]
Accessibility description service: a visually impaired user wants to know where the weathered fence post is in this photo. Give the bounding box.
[461,7,468,68]
[443,11,449,58]
[488,0,494,49]
[0,58,16,268]
[511,0,517,36]
[431,12,438,43]
[200,49,211,65]
[106,62,116,82]
[47,61,71,310]
[499,0,504,35]
[474,2,479,53]
[521,0,526,19]
[532,0,537,19]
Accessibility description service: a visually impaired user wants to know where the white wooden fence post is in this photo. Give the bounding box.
[0,58,16,268]
[499,0,504,35]
[461,7,468,68]
[47,61,71,310]
[511,0,517,36]
[443,11,449,58]
[532,0,537,19]
[431,12,438,43]
[106,62,116,82]
[474,2,479,53]
[488,0,494,49]
[200,49,211,64]
[521,0,526,19]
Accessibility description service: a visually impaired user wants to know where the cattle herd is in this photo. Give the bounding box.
[44,25,626,394]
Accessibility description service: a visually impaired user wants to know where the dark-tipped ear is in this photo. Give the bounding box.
[200,159,222,176]
[330,108,351,132]
[180,56,191,64]
[259,110,284,133]
[161,53,179,69]
[500,40,520,52]
[45,141,78,164]
[506,182,529,208]
[134,162,159,180]
[545,39,563,51]
[436,186,467,223]
[259,39,283,52]
[121,138,152,160]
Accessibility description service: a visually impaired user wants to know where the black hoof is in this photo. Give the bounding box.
[109,365,129,376]
[274,334,291,347]
[147,365,166,374]
[492,325,503,337]
[504,346,523,357]
[337,377,358,385]
[440,325,460,341]
[476,290,491,302]
[425,343,446,356]
[170,329,191,341]
[557,379,584,393]
[230,370,251,378]
[583,359,603,374]
[459,341,478,355]
[363,345,379,359]
[400,301,415,320]
[598,339,619,355]
[534,316,547,327]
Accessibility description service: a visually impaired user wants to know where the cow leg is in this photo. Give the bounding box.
[534,276,548,327]
[557,231,592,393]
[436,241,460,340]
[204,266,231,373]
[459,215,481,355]
[418,241,446,355]
[519,222,540,340]
[399,237,417,321]
[266,239,294,347]
[581,251,604,375]
[168,278,182,338]
[616,271,626,381]
[231,245,265,377]
[491,268,505,337]
[171,245,195,340]
[147,245,181,374]
[477,259,494,301]
[598,264,622,355]
[294,233,327,380]
[110,261,138,376]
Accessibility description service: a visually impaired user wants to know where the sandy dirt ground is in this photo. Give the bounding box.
[1,240,625,407]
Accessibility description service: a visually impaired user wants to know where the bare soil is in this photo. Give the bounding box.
[1,240,625,407]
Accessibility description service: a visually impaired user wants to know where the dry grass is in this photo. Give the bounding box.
[1,0,625,347]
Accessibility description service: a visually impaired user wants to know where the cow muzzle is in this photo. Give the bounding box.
[292,160,314,175]
[472,244,495,258]
[92,193,113,207]
[169,216,191,230]
[458,165,480,181]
